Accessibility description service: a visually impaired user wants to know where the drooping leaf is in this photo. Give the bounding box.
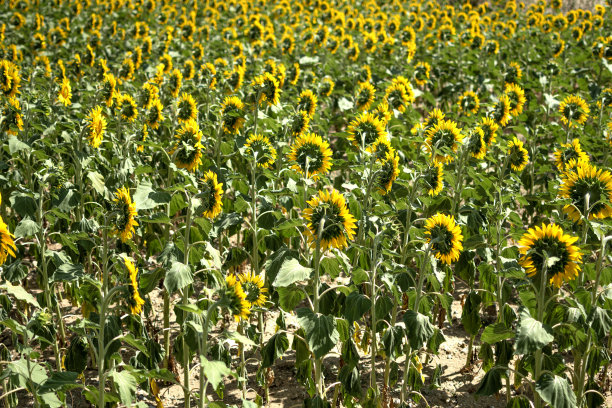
[481,323,514,344]
[514,307,554,355]
[273,258,312,287]
[296,308,339,359]
[201,359,233,391]
[402,310,434,350]
[343,291,371,324]
[110,370,138,407]
[535,373,578,408]
[261,333,289,368]
[163,261,193,294]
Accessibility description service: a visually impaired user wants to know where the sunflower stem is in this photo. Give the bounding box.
[313,229,323,398]
[238,321,248,400]
[97,286,122,408]
[591,235,608,305]
[198,301,220,408]
[369,233,380,393]
[400,178,418,265]
[534,258,548,408]
[182,191,193,408]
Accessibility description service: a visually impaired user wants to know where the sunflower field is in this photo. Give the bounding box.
[0,0,612,407]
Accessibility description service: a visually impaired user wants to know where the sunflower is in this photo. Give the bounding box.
[238,272,268,308]
[177,93,198,123]
[244,134,277,169]
[373,100,392,125]
[506,137,529,172]
[224,275,250,322]
[553,139,589,171]
[467,127,487,159]
[199,171,223,219]
[479,117,499,146]
[355,82,376,111]
[57,77,72,106]
[376,151,400,195]
[170,119,204,173]
[252,72,281,107]
[136,125,148,153]
[0,216,17,266]
[414,62,431,87]
[504,83,526,116]
[424,213,463,265]
[303,189,357,251]
[0,60,21,98]
[220,96,245,134]
[289,110,310,137]
[168,69,183,98]
[101,73,117,107]
[112,187,138,243]
[297,89,318,118]
[384,82,413,113]
[287,63,300,86]
[558,162,612,222]
[423,161,444,197]
[87,105,106,148]
[458,90,480,116]
[117,94,138,122]
[288,133,333,179]
[505,61,523,84]
[347,112,386,151]
[492,94,512,127]
[425,119,464,164]
[124,257,145,315]
[370,136,393,160]
[139,83,159,110]
[319,77,335,97]
[200,62,218,89]
[146,98,164,130]
[3,97,23,136]
[558,95,590,128]
[518,223,582,288]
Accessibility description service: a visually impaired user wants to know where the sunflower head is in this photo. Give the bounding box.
[518,223,582,288]
[319,77,335,97]
[297,89,318,118]
[558,162,612,223]
[0,216,17,266]
[220,96,245,134]
[384,82,413,113]
[505,61,522,84]
[504,83,526,116]
[117,94,138,122]
[146,98,164,130]
[58,77,72,106]
[458,90,480,116]
[347,112,386,151]
[87,105,106,148]
[168,69,183,98]
[223,275,250,322]
[558,95,590,128]
[238,272,268,308]
[252,72,281,107]
[376,150,400,195]
[553,139,589,171]
[355,82,376,111]
[2,97,23,136]
[199,171,224,219]
[177,93,198,123]
[112,187,138,243]
[424,213,463,264]
[479,117,499,146]
[423,161,444,197]
[288,133,333,179]
[492,94,512,127]
[467,127,487,159]
[507,137,529,172]
[303,189,357,252]
[170,119,204,173]
[244,134,277,169]
[425,119,464,164]
[124,257,145,315]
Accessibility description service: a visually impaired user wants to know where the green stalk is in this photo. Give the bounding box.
[182,192,194,408]
[382,296,398,390]
[400,180,418,265]
[98,286,122,408]
[313,230,323,397]
[533,261,548,408]
[451,144,469,215]
[238,321,247,399]
[369,236,379,393]
[198,301,220,408]
[258,311,270,406]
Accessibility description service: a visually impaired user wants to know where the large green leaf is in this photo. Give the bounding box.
[273,258,312,287]
[261,333,289,368]
[343,291,371,324]
[461,291,482,336]
[588,306,612,340]
[481,323,514,344]
[514,307,554,355]
[0,281,40,307]
[402,310,434,350]
[201,359,233,391]
[110,370,138,407]
[296,308,339,359]
[39,371,81,394]
[163,261,193,294]
[13,218,40,238]
[475,366,506,396]
[277,286,305,311]
[535,373,577,408]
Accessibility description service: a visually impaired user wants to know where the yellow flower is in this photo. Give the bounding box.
[0,216,17,266]
[558,162,612,223]
[136,124,148,153]
[252,72,281,107]
[288,133,333,179]
[458,90,480,116]
[168,69,183,98]
[58,77,72,106]
[124,257,145,315]
[170,119,204,173]
[200,171,223,219]
[425,119,464,164]
[220,96,245,134]
[414,62,431,87]
[518,223,582,288]
[0,59,21,98]
[479,117,499,146]
[492,94,512,127]
[117,94,138,122]
[504,83,526,117]
[101,73,117,107]
[424,213,463,264]
[423,162,444,197]
[355,82,376,111]
[347,112,386,151]
[558,95,590,128]
[244,134,277,169]
[376,150,400,195]
[3,97,23,136]
[87,106,106,148]
[225,275,250,322]
[303,189,357,251]
[297,89,318,118]
[553,139,589,171]
[113,187,138,243]
[176,93,197,123]
[384,82,413,113]
[238,272,268,308]
[467,127,487,159]
[507,137,529,172]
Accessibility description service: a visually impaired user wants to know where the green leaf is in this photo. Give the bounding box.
[201,359,232,390]
[0,281,40,307]
[461,291,482,336]
[588,306,612,340]
[8,136,31,154]
[277,286,305,311]
[163,262,193,294]
[273,258,312,287]
[481,323,514,344]
[225,331,256,347]
[475,366,506,396]
[514,307,554,355]
[87,171,106,196]
[13,218,41,238]
[110,370,138,406]
[343,291,371,324]
[296,308,339,359]
[261,333,289,368]
[402,310,434,350]
[134,181,171,210]
[39,371,82,393]
[535,373,577,408]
